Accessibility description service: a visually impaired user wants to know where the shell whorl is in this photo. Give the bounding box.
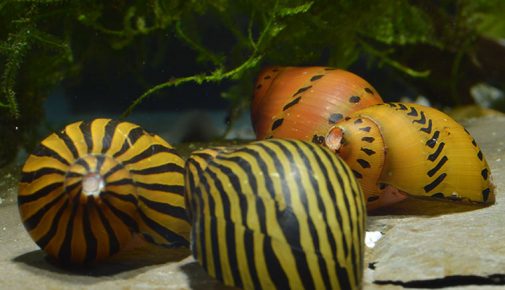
[18,119,190,264]
[326,102,495,207]
[185,139,366,290]
[252,66,383,142]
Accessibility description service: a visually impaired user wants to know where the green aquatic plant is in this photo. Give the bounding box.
[1,0,505,165]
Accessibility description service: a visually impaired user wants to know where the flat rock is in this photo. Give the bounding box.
[1,116,504,289]
[364,116,505,289]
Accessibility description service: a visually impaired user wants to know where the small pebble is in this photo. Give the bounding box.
[365,231,383,248]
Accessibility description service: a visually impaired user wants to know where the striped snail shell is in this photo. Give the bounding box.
[325,102,495,210]
[185,139,365,290]
[18,119,190,264]
[252,66,383,142]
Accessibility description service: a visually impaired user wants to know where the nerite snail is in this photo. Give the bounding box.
[252,66,384,142]
[325,102,495,209]
[185,139,366,290]
[18,119,191,264]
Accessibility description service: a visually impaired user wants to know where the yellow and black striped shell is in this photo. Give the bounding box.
[252,66,383,142]
[185,139,365,290]
[18,119,191,264]
[325,102,495,209]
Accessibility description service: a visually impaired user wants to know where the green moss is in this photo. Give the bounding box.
[1,0,505,164]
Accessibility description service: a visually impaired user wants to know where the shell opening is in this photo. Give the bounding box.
[82,172,105,197]
[325,127,344,152]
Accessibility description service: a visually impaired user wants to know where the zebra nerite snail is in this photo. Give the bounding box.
[18,119,191,264]
[185,139,366,290]
[252,66,383,141]
[325,103,495,209]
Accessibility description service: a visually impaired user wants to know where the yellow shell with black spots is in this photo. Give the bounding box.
[326,102,495,209]
[185,139,366,290]
[18,118,190,264]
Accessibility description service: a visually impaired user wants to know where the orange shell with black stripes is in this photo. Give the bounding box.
[325,102,495,210]
[18,119,191,264]
[251,66,384,143]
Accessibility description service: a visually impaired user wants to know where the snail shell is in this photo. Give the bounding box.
[185,139,365,290]
[252,66,383,142]
[18,119,190,264]
[325,102,495,209]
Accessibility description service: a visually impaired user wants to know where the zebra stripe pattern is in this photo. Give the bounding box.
[18,119,190,264]
[185,139,366,290]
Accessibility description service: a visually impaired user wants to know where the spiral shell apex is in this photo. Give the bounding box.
[252,66,383,142]
[18,118,190,264]
[326,102,495,209]
[185,139,366,290]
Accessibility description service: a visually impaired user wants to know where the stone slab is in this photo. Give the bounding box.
[1,116,504,289]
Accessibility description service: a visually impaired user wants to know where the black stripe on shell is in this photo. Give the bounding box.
[357,159,371,169]
[102,120,120,154]
[20,167,66,184]
[412,111,426,125]
[271,118,284,131]
[266,140,317,290]
[482,188,491,201]
[289,141,333,289]
[426,131,440,148]
[31,144,71,166]
[407,107,418,117]
[427,156,448,177]
[93,198,121,255]
[58,194,81,263]
[424,173,447,193]
[22,193,66,231]
[293,86,312,96]
[481,168,489,180]
[18,182,64,205]
[102,198,139,232]
[79,121,93,154]
[360,148,376,156]
[55,130,80,160]
[263,235,291,289]
[135,182,185,196]
[428,142,445,161]
[397,103,408,110]
[121,144,180,166]
[420,119,433,134]
[283,96,302,111]
[138,195,188,221]
[361,137,375,143]
[310,74,324,82]
[35,199,69,250]
[352,170,363,179]
[113,127,145,158]
[203,164,243,287]
[129,162,185,175]
[82,198,99,263]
